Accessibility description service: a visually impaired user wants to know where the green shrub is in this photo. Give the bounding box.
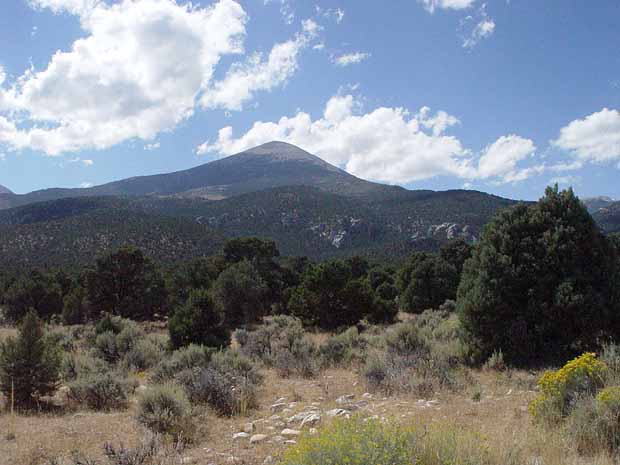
[95,313,128,336]
[385,322,429,360]
[68,372,133,410]
[567,387,620,455]
[483,350,506,371]
[180,350,262,416]
[319,327,368,368]
[0,310,62,408]
[136,383,193,439]
[122,338,164,371]
[168,289,230,350]
[273,337,319,378]
[235,316,318,377]
[62,351,107,381]
[94,331,119,363]
[151,344,213,383]
[62,287,89,325]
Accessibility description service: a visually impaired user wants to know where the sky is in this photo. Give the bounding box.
[0,0,619,201]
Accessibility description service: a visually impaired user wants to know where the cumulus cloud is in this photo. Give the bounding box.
[418,0,476,13]
[197,94,540,184]
[200,19,320,111]
[0,0,249,156]
[477,135,536,179]
[553,108,620,163]
[332,52,371,67]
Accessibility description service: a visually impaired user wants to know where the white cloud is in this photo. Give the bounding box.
[549,175,580,186]
[1,0,310,156]
[28,0,102,16]
[67,157,94,166]
[477,135,536,179]
[316,6,345,24]
[144,142,161,151]
[197,93,540,184]
[418,0,476,13]
[200,19,320,111]
[333,52,371,67]
[553,108,620,163]
[462,18,495,48]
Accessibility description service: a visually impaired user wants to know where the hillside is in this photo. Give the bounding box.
[0,197,224,269]
[0,185,517,267]
[0,142,402,209]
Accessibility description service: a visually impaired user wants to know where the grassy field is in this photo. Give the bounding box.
[0,317,618,465]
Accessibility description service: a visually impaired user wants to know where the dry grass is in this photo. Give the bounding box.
[0,324,618,465]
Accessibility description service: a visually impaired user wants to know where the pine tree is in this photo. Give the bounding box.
[0,310,61,408]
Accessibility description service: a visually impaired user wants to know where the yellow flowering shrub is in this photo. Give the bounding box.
[597,386,620,412]
[281,418,413,465]
[281,417,511,465]
[529,352,607,423]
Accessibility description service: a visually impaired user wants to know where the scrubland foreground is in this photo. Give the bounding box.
[1,313,620,465]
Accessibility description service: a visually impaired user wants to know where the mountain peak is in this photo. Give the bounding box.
[241,141,326,163]
[0,185,13,195]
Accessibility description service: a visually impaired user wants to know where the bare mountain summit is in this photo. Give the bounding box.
[0,185,12,195]
[0,141,401,209]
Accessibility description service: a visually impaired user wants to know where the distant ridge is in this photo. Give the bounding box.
[0,185,13,195]
[0,141,403,209]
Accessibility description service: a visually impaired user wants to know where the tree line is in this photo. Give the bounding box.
[2,185,620,368]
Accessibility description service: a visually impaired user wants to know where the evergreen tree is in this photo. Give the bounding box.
[85,247,167,320]
[458,186,619,365]
[168,289,230,349]
[397,252,459,313]
[0,311,61,408]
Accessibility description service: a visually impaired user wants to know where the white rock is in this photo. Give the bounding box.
[281,428,301,437]
[326,408,348,417]
[285,440,297,445]
[268,414,281,421]
[300,413,321,429]
[270,402,287,413]
[232,432,250,440]
[309,428,318,435]
[263,456,274,464]
[250,434,268,444]
[275,397,286,403]
[362,392,373,399]
[336,394,355,404]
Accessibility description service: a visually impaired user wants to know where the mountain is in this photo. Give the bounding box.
[0,184,517,267]
[0,185,12,195]
[0,142,402,209]
[0,141,527,267]
[583,196,616,213]
[0,197,224,269]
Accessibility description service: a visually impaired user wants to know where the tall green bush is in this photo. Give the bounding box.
[0,310,62,408]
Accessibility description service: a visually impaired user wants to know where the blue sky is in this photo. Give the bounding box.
[0,0,619,200]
